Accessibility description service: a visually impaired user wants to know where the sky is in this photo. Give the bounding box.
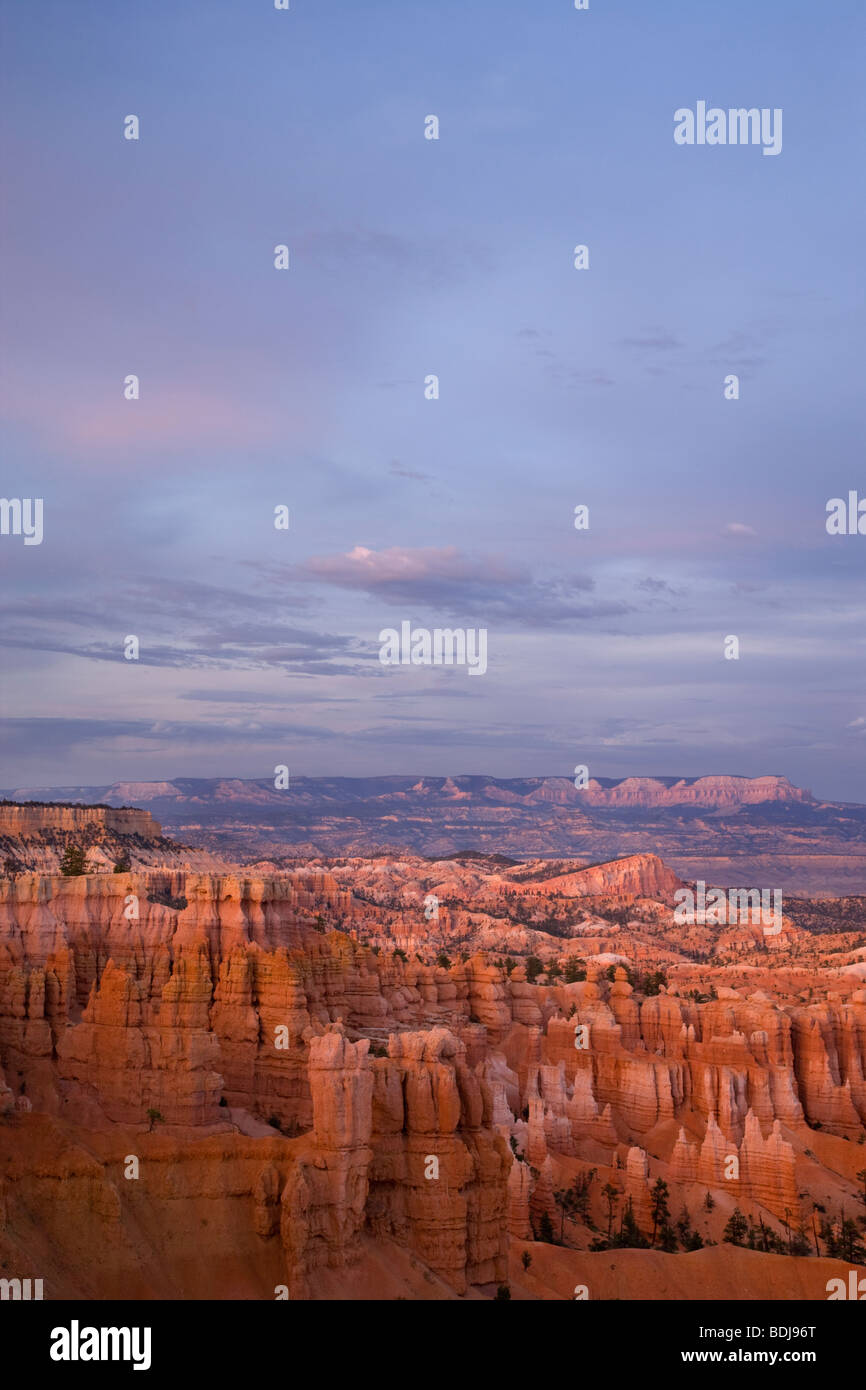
[1,0,864,800]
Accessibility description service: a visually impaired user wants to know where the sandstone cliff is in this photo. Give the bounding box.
[1,861,863,1299]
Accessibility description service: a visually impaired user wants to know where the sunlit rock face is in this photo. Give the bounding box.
[0,822,864,1300]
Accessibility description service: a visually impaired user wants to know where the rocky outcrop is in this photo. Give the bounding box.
[0,803,161,839]
[281,1030,374,1295]
[57,949,225,1128]
[0,808,224,876]
[518,853,684,902]
[791,1005,866,1137]
[366,1028,509,1293]
[0,857,863,1299]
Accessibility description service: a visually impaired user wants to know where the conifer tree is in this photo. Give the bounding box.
[60,845,88,877]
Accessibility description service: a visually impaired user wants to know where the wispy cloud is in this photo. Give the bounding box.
[285,545,630,627]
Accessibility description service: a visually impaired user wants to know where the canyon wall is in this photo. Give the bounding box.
[0,804,161,839]
[0,867,863,1297]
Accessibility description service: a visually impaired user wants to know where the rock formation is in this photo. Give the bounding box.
[0,838,863,1300]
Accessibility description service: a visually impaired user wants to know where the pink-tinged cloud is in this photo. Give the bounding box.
[303,545,526,588]
[286,545,621,627]
[723,522,758,537]
[0,381,309,456]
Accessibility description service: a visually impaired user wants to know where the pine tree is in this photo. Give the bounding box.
[839,1216,866,1264]
[723,1208,749,1247]
[650,1177,671,1247]
[60,845,88,877]
[538,1211,556,1244]
[602,1182,619,1239]
[675,1206,692,1244]
[820,1217,839,1258]
[564,957,587,983]
[613,1197,648,1249]
[658,1220,678,1252]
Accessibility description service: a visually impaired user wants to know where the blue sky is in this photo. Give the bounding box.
[1,0,864,798]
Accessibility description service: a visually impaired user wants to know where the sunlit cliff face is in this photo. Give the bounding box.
[1,807,864,1300]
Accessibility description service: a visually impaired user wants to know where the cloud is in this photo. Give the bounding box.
[620,330,683,351]
[350,721,569,750]
[538,355,614,388]
[287,545,629,628]
[389,461,434,482]
[2,384,291,457]
[637,576,678,595]
[0,579,366,672]
[634,576,686,607]
[723,523,757,537]
[553,366,615,387]
[179,689,352,705]
[0,716,338,755]
[302,545,522,589]
[702,325,775,370]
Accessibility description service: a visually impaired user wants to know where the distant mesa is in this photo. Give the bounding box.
[3,772,816,813]
[579,774,814,808]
